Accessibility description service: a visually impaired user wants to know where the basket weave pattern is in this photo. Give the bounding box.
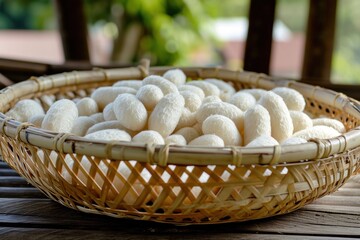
[0,66,360,224]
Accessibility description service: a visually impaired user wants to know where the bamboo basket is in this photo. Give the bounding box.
[1,63,360,225]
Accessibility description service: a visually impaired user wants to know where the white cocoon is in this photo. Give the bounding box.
[175,127,200,143]
[258,91,293,142]
[290,111,313,133]
[86,120,136,136]
[42,99,78,133]
[244,105,271,145]
[148,93,185,137]
[76,97,99,116]
[246,135,279,147]
[196,101,244,132]
[136,85,164,110]
[163,69,186,86]
[312,118,346,133]
[142,75,178,95]
[113,93,148,131]
[132,130,165,145]
[188,134,225,147]
[204,78,236,101]
[90,86,137,110]
[6,99,45,122]
[179,91,202,112]
[292,125,341,140]
[71,116,96,136]
[186,81,220,97]
[85,129,132,142]
[272,87,306,111]
[202,115,242,146]
[178,85,205,100]
[103,103,117,121]
[165,134,187,146]
[229,92,256,111]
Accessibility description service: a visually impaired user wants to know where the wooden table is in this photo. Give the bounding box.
[1,160,360,240]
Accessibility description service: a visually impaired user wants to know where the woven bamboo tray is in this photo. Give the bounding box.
[0,64,360,225]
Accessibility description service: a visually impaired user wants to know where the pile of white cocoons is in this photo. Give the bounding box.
[6,69,346,148]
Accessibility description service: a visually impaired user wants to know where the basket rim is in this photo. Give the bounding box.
[1,64,360,166]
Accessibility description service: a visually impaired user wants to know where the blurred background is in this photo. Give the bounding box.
[0,0,359,83]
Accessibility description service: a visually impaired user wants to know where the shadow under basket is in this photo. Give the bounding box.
[0,65,360,225]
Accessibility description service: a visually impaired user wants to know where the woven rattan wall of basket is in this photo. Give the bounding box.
[0,64,360,225]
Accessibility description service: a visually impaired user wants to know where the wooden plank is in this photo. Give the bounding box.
[303,204,360,215]
[0,227,352,240]
[0,169,19,176]
[243,0,276,74]
[0,177,31,187]
[301,0,338,83]
[0,198,360,237]
[0,188,45,199]
[0,162,10,169]
[54,0,90,61]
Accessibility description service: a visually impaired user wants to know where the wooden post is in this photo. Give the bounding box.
[54,0,90,62]
[302,0,338,83]
[243,0,276,74]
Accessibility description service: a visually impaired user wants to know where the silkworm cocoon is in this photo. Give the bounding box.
[202,115,242,146]
[229,92,256,111]
[272,87,306,111]
[142,75,178,95]
[75,89,87,98]
[6,99,45,122]
[42,99,78,133]
[103,103,117,121]
[85,129,132,142]
[132,130,164,145]
[179,91,202,112]
[163,69,186,86]
[175,127,200,142]
[292,125,341,140]
[176,108,197,130]
[178,85,205,100]
[148,93,185,137]
[188,134,225,147]
[136,85,164,110]
[195,101,244,132]
[244,105,271,145]
[71,116,96,136]
[40,95,54,111]
[258,91,293,142]
[165,134,187,146]
[113,93,148,131]
[186,81,220,97]
[55,93,66,100]
[28,114,45,128]
[65,91,76,99]
[113,80,142,90]
[204,78,236,101]
[75,97,99,116]
[290,111,313,133]
[246,135,279,147]
[90,86,137,110]
[89,112,105,123]
[241,89,267,101]
[312,118,346,133]
[86,120,136,136]
[281,137,307,145]
[202,95,222,105]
